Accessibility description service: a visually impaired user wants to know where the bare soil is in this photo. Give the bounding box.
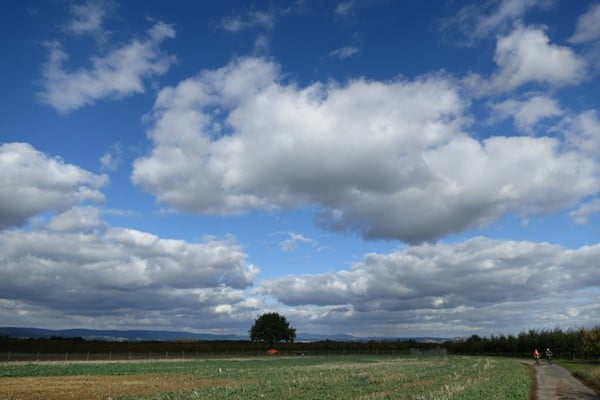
[0,374,233,400]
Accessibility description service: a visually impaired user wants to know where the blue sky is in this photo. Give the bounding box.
[1,0,599,338]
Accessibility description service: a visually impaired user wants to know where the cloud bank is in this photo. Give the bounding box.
[132,54,599,243]
[0,143,107,230]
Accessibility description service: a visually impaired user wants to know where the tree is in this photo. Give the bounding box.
[249,312,296,346]
[582,325,600,360]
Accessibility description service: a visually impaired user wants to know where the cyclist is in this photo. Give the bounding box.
[533,349,541,366]
[545,348,553,364]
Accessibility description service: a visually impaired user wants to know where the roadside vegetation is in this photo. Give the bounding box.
[556,360,600,393]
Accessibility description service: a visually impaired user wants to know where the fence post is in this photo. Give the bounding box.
[6,351,10,362]
[65,352,68,361]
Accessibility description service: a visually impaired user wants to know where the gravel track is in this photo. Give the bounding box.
[531,361,599,400]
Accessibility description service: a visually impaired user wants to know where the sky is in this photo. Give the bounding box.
[1,0,599,339]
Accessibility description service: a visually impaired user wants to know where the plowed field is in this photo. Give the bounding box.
[0,374,232,400]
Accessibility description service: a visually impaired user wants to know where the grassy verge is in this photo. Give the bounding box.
[555,359,600,393]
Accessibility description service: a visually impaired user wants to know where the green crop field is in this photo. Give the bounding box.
[0,355,533,399]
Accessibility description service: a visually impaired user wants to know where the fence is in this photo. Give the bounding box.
[1,348,447,362]
[1,351,256,362]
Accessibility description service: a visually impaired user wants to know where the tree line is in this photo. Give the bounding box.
[1,325,598,360]
[447,326,600,359]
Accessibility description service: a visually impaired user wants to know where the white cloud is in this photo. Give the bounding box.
[489,95,562,134]
[278,232,318,252]
[440,0,554,45]
[330,46,359,59]
[0,142,107,230]
[99,142,122,172]
[253,34,270,56]
[218,10,275,32]
[47,206,106,232]
[38,22,176,113]
[0,218,260,330]
[558,109,600,157]
[133,57,600,243]
[335,0,357,17]
[64,0,114,39]
[474,0,548,37]
[263,237,600,335]
[569,3,600,44]
[466,24,587,95]
[570,198,600,225]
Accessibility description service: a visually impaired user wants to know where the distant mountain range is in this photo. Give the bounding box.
[0,326,447,343]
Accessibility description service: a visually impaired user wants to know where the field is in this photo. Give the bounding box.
[0,355,533,400]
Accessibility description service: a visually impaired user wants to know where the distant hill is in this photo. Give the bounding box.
[0,327,448,343]
[0,327,246,342]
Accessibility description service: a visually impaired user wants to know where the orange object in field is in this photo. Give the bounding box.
[267,348,279,355]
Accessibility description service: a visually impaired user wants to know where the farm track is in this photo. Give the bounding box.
[529,361,600,400]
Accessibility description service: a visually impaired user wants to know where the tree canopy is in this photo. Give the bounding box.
[249,312,296,345]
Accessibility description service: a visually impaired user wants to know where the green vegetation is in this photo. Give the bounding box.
[0,355,533,399]
[249,312,296,345]
[0,359,205,378]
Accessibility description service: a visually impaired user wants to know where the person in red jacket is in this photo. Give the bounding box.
[533,348,541,365]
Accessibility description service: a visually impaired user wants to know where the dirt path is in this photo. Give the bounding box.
[533,362,599,400]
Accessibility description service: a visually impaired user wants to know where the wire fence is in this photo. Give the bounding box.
[1,348,444,362]
[1,351,264,362]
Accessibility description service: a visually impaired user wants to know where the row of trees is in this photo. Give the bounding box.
[247,313,600,360]
[446,326,600,359]
[1,312,598,360]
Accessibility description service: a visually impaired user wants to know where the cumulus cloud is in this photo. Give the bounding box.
[0,215,260,330]
[466,24,587,95]
[569,3,600,44]
[38,21,176,113]
[133,57,600,243]
[557,109,600,157]
[47,206,106,232]
[489,95,562,134]
[263,237,600,334]
[0,142,107,230]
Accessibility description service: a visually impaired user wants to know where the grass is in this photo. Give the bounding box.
[0,355,532,399]
[555,359,600,393]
